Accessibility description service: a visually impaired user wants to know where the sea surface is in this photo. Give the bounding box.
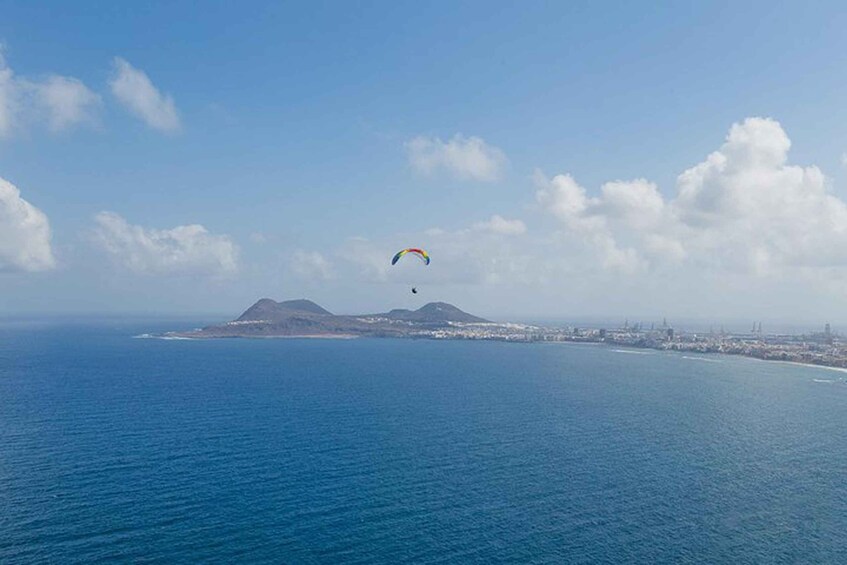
[1,319,846,563]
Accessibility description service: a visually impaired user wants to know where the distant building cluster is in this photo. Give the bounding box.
[418,320,847,369]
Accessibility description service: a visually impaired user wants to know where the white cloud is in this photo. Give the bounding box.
[535,173,647,273]
[0,50,100,137]
[341,238,394,282]
[33,75,101,132]
[291,250,334,280]
[537,117,847,277]
[406,134,506,182]
[0,176,55,272]
[473,214,527,235]
[109,57,181,133]
[0,52,16,137]
[93,212,238,276]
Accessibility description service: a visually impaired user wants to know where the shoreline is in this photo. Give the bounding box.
[161,333,360,340]
[763,358,847,375]
[551,339,847,375]
[151,327,847,376]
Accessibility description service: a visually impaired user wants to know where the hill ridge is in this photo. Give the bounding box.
[194,297,490,337]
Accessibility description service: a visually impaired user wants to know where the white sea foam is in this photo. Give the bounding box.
[134,334,198,340]
[681,356,722,363]
[156,335,197,341]
[612,349,653,355]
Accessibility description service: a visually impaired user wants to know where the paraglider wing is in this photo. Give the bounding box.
[391,248,430,265]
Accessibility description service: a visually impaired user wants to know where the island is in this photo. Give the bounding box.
[170,298,499,339]
[168,298,847,370]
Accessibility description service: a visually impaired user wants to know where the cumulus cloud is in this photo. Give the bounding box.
[291,250,334,280]
[93,212,238,276]
[537,117,847,277]
[34,75,101,132]
[0,50,100,137]
[0,177,55,272]
[406,134,506,182]
[472,214,527,235]
[109,57,180,133]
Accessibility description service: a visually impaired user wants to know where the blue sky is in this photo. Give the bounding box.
[3,1,847,322]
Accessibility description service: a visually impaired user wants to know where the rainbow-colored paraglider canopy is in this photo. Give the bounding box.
[391,248,430,265]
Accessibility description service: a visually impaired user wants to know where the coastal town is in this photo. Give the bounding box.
[177,298,847,370]
[424,319,847,368]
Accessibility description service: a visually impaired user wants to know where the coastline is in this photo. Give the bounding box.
[161,333,360,340]
[552,339,847,376]
[247,334,359,340]
[764,359,847,375]
[150,300,847,375]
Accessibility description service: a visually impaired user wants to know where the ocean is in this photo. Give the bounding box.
[1,319,846,563]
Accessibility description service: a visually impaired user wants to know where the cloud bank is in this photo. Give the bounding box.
[93,212,238,277]
[0,177,55,272]
[109,57,181,133]
[406,134,506,182]
[536,117,847,279]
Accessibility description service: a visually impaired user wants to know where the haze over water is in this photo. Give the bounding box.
[1,320,846,563]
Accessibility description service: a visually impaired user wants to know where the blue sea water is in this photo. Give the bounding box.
[1,320,846,564]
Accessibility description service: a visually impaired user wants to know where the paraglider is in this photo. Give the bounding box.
[391,248,430,265]
[391,248,429,295]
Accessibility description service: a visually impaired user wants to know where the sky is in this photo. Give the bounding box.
[3,1,847,324]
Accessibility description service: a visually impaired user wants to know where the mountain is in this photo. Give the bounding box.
[381,302,489,323]
[176,299,490,338]
[237,298,333,322]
